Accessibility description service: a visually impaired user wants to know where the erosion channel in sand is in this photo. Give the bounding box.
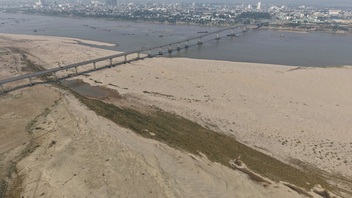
[0,33,351,198]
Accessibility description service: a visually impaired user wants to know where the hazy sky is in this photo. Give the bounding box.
[144,0,352,7]
[183,0,352,5]
[1,0,351,7]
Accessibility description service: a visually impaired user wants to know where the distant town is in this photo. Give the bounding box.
[1,0,352,34]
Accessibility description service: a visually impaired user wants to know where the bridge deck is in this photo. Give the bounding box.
[0,24,262,89]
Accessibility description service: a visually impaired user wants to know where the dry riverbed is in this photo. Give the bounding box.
[0,33,351,197]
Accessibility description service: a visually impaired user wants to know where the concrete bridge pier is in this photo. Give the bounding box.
[177,43,181,51]
[168,45,173,53]
[159,48,163,55]
[197,38,203,45]
[53,72,58,81]
[109,58,113,67]
[0,84,4,93]
[216,33,220,40]
[75,66,78,74]
[148,50,152,58]
[185,41,189,49]
[137,52,141,59]
[124,54,127,63]
[93,62,97,70]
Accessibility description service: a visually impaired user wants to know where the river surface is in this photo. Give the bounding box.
[1,12,352,66]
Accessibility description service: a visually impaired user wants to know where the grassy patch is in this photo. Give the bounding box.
[74,93,333,192]
[21,54,48,74]
[26,107,51,135]
[0,179,8,198]
[0,160,25,198]
[5,174,24,198]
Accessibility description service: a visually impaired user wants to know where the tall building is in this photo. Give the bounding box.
[257,2,261,10]
[38,0,47,7]
[105,0,117,6]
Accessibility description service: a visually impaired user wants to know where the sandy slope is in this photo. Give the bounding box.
[0,33,349,197]
[76,57,352,177]
[14,88,308,197]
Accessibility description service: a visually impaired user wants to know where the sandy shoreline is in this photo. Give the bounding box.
[0,33,351,197]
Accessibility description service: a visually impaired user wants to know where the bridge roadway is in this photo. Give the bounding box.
[0,24,262,93]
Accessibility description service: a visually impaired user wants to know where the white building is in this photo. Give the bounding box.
[329,10,340,16]
[257,2,261,10]
[38,0,43,6]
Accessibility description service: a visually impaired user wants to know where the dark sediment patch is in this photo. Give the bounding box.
[61,79,120,100]
[71,90,337,194]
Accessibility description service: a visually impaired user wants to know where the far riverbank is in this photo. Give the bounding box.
[0,12,351,66]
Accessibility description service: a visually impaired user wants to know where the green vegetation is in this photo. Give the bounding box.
[0,159,24,198]
[0,172,8,198]
[26,107,51,135]
[237,12,271,20]
[74,92,333,192]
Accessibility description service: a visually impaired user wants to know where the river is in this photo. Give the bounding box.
[1,12,351,67]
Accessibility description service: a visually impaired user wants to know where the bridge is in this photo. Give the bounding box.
[0,23,264,93]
